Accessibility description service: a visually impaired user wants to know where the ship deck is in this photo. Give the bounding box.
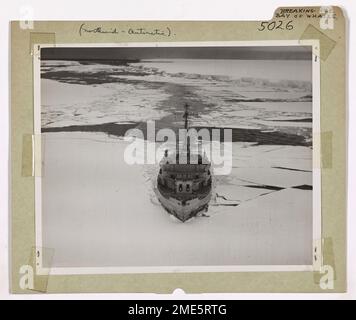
[156,182,212,201]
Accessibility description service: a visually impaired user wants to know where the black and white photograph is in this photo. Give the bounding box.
[35,43,320,272]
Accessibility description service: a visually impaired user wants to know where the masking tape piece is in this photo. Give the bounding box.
[313,238,336,285]
[321,131,333,169]
[33,134,43,177]
[21,134,33,177]
[313,131,333,169]
[29,32,56,55]
[313,239,323,271]
[299,24,336,61]
[27,247,54,293]
[22,134,43,177]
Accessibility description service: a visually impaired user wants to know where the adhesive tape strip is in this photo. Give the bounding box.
[33,134,43,177]
[21,134,33,177]
[313,131,333,169]
[320,131,333,169]
[22,134,43,177]
[299,24,336,61]
[26,246,54,293]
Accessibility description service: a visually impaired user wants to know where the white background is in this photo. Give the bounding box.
[0,0,355,300]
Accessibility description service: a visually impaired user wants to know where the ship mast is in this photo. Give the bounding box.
[185,103,190,161]
[183,103,189,130]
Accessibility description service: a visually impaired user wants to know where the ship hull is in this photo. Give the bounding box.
[155,187,212,222]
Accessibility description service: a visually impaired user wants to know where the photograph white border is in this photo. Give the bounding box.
[33,40,321,276]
